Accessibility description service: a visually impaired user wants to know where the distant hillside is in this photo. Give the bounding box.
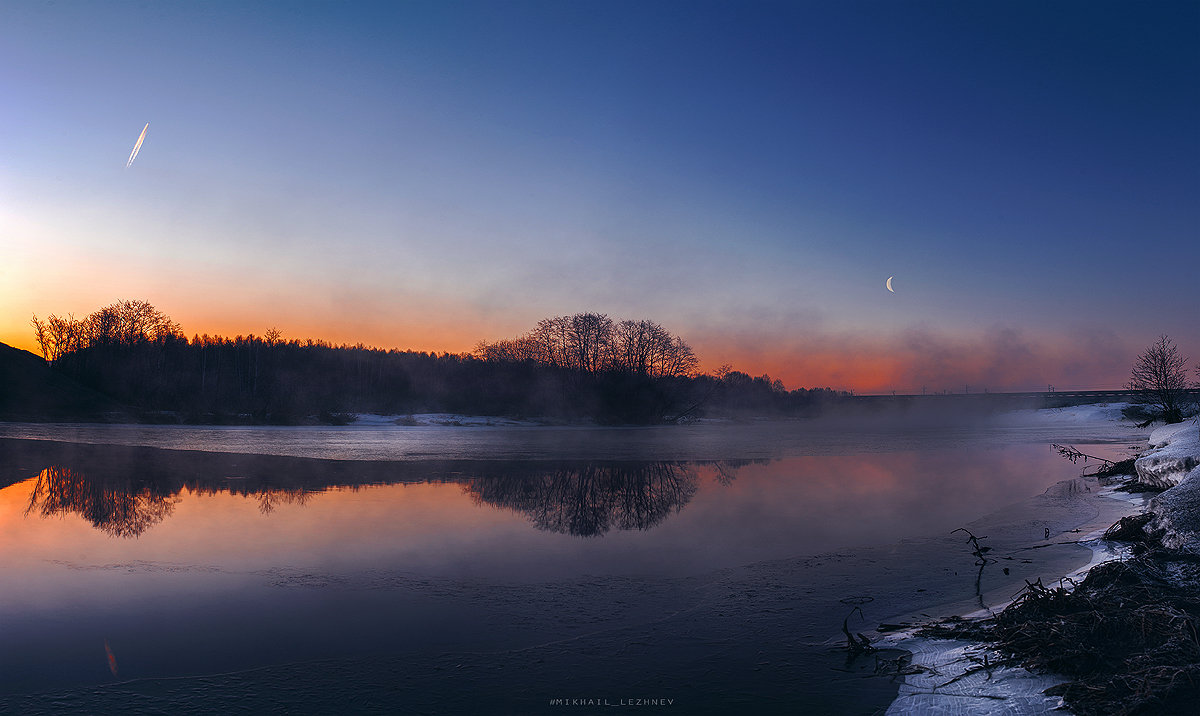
[0,341,128,421]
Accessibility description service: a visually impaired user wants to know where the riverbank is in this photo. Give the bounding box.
[890,419,1200,715]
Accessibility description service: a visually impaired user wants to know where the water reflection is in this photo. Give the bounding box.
[253,487,314,515]
[1,439,760,538]
[467,463,697,537]
[25,465,179,538]
[466,459,763,536]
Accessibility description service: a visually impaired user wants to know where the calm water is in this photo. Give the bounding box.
[0,410,1146,713]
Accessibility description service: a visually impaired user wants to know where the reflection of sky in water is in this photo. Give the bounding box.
[0,419,1144,696]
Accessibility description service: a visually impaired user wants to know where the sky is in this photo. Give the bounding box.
[2,0,1197,393]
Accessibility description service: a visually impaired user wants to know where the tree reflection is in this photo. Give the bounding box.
[24,466,179,538]
[3,438,762,539]
[255,487,312,515]
[20,464,319,535]
[465,462,700,537]
[711,459,762,486]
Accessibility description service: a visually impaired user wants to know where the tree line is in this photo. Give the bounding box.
[29,301,844,424]
[475,314,698,379]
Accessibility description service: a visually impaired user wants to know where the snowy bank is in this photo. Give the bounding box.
[1135,421,1200,489]
[994,402,1134,427]
[1143,421,1200,551]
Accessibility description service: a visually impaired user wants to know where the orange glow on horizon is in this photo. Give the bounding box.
[693,331,1130,394]
[693,349,902,393]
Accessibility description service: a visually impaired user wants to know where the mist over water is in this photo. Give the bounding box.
[0,403,1140,461]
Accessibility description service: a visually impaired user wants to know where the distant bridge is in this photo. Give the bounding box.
[851,389,1200,409]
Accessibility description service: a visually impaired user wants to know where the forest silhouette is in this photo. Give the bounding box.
[27,300,846,424]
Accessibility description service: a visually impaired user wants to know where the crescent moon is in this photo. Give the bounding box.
[886,276,894,293]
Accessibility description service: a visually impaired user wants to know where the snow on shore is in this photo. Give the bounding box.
[961,406,1200,558]
[1143,421,1200,551]
[994,402,1133,426]
[1135,421,1200,489]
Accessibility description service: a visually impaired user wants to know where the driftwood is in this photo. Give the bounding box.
[841,606,876,655]
[952,527,996,610]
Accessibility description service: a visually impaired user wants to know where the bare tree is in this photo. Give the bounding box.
[656,335,698,378]
[612,319,655,374]
[87,299,182,346]
[530,316,572,368]
[30,314,49,360]
[475,312,698,380]
[1127,335,1190,423]
[608,319,697,378]
[568,313,613,374]
[29,312,85,364]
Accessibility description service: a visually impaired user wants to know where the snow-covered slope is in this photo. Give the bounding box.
[1135,422,1200,489]
[1143,422,1200,551]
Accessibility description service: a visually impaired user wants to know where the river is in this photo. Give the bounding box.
[0,406,1147,713]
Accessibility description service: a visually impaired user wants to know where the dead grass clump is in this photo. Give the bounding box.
[1005,553,1200,714]
[920,550,1200,715]
[1096,457,1137,478]
[1103,513,1154,543]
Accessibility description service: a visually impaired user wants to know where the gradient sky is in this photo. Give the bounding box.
[2,1,1197,393]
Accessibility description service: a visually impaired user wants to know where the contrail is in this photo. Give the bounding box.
[126,123,149,168]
